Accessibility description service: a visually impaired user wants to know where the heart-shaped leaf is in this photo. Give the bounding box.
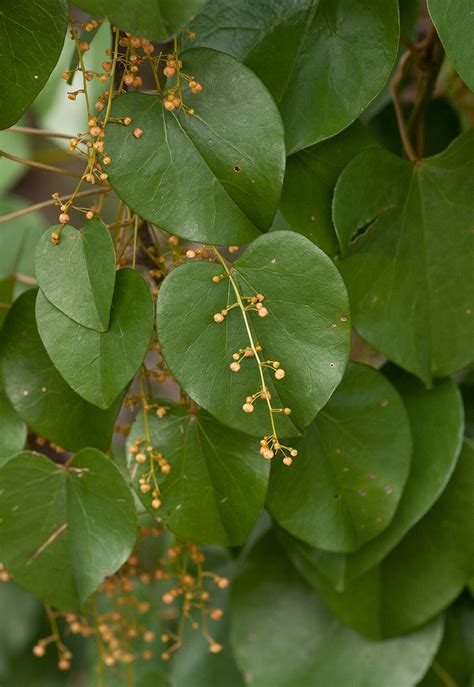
[187,0,400,153]
[73,0,206,41]
[127,402,269,546]
[333,132,474,386]
[156,231,351,439]
[231,531,443,687]
[1,289,121,451]
[305,370,464,589]
[280,122,378,255]
[428,0,474,91]
[0,386,26,462]
[36,268,154,409]
[35,219,116,332]
[267,362,412,552]
[0,0,68,129]
[282,440,474,638]
[105,48,285,245]
[0,449,137,610]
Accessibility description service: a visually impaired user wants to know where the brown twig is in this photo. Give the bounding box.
[7,126,75,140]
[390,50,417,162]
[0,149,83,178]
[0,187,111,225]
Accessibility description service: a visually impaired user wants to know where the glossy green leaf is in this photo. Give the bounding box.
[36,268,154,409]
[0,126,32,194]
[73,0,206,41]
[428,0,474,91]
[280,122,378,255]
[0,386,26,462]
[156,231,351,438]
[1,289,121,451]
[105,49,285,245]
[267,362,412,552]
[0,0,68,129]
[0,449,137,610]
[283,440,474,638]
[127,402,269,546]
[333,132,474,386]
[305,371,464,589]
[35,219,116,331]
[231,531,443,687]
[187,0,400,153]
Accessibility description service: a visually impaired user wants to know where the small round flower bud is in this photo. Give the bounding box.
[275,368,285,380]
[151,498,161,509]
[86,211,94,220]
[210,608,223,620]
[133,127,144,138]
[258,307,269,318]
[123,116,132,125]
[283,456,293,466]
[140,483,151,493]
[124,74,134,86]
[136,452,147,463]
[59,213,70,224]
[185,249,196,259]
[242,403,254,413]
[213,313,225,323]
[164,100,175,111]
[283,407,292,415]
[217,577,229,589]
[163,66,175,77]
[230,361,240,372]
[210,642,222,654]
[33,644,45,657]
[262,448,274,460]
[290,449,298,457]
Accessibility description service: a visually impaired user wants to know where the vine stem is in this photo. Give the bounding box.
[390,50,417,162]
[103,26,120,128]
[0,187,111,225]
[211,246,278,440]
[7,126,75,139]
[69,10,92,118]
[0,149,83,178]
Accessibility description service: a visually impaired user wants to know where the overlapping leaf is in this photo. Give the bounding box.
[35,219,116,331]
[0,449,137,610]
[36,268,154,408]
[231,531,443,687]
[156,231,351,438]
[1,290,121,450]
[127,403,269,546]
[187,0,400,153]
[279,371,464,590]
[333,131,474,386]
[0,386,26,462]
[73,0,206,41]
[282,440,474,638]
[0,0,67,129]
[428,0,474,91]
[280,123,378,255]
[105,48,285,245]
[267,362,412,552]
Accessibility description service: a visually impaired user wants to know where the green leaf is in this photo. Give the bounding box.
[267,362,412,553]
[282,440,474,638]
[105,48,285,245]
[231,531,443,687]
[36,268,154,409]
[0,449,137,610]
[156,231,351,438]
[305,371,464,589]
[0,126,32,194]
[187,0,400,153]
[1,289,121,451]
[73,0,207,41]
[0,196,45,283]
[428,0,474,91]
[417,597,474,687]
[35,219,116,331]
[333,132,474,386]
[0,0,68,129]
[127,402,269,546]
[0,386,26,462]
[280,122,378,255]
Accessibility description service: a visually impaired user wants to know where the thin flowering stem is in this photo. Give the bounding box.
[211,246,278,440]
[103,27,120,127]
[0,187,111,225]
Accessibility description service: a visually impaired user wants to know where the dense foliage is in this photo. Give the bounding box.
[0,1,472,685]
